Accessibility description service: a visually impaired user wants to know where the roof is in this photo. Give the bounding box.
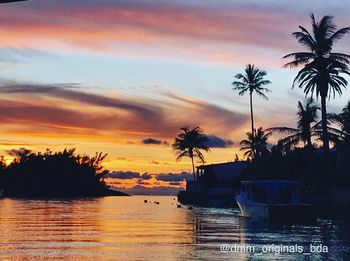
[196,161,247,170]
[241,180,299,184]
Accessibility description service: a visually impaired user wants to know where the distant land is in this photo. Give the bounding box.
[115,185,181,196]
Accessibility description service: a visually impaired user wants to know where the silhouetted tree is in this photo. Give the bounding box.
[328,101,350,143]
[268,98,320,152]
[232,64,271,135]
[172,126,210,180]
[0,148,126,197]
[240,127,271,161]
[327,102,350,179]
[0,156,5,171]
[284,13,350,174]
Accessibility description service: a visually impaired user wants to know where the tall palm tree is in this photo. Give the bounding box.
[267,98,320,152]
[293,60,349,147]
[284,13,350,169]
[240,127,271,161]
[172,126,210,180]
[232,64,271,135]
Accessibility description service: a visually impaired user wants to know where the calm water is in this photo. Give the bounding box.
[0,196,349,260]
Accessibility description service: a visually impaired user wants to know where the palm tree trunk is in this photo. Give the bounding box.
[250,91,254,135]
[306,135,313,150]
[321,94,331,183]
[249,91,256,159]
[191,156,196,181]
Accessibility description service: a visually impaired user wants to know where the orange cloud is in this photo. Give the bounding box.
[0,82,248,141]
[0,81,250,176]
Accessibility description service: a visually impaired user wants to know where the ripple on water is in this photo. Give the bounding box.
[0,196,349,260]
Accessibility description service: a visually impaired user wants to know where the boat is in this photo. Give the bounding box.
[235,180,313,220]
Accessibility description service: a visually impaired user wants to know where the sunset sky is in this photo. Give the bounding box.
[1,0,350,194]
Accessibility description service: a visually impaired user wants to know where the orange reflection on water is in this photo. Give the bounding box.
[0,196,198,260]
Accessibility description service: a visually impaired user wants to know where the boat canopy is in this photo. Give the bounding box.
[239,180,300,204]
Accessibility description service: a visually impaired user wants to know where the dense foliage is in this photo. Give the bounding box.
[284,14,350,176]
[238,100,350,190]
[0,148,126,197]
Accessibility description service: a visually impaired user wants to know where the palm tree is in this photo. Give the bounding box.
[172,126,210,180]
[267,98,320,152]
[326,102,350,178]
[232,64,271,135]
[240,127,271,161]
[293,60,349,148]
[338,102,350,135]
[284,13,350,169]
[327,101,350,143]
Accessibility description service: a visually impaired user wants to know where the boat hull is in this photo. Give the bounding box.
[237,200,269,218]
[236,198,313,221]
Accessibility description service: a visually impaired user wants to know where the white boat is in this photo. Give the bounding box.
[235,180,313,220]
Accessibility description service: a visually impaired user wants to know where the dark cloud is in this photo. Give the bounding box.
[105,171,154,181]
[142,138,170,146]
[155,172,193,182]
[205,135,234,148]
[0,84,161,121]
[0,83,248,139]
[0,84,167,136]
[166,93,248,136]
[115,185,183,195]
[105,171,193,184]
[140,173,153,180]
[136,179,151,185]
[142,138,162,145]
[0,98,103,132]
[105,171,140,179]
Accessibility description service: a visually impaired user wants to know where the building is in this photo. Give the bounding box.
[195,161,248,182]
[178,161,248,206]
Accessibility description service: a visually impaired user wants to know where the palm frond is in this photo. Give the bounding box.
[232,64,271,100]
[267,127,299,134]
[172,126,210,164]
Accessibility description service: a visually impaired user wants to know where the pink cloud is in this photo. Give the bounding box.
[0,1,327,66]
[0,82,248,140]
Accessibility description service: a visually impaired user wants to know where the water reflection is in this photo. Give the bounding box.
[188,207,350,260]
[0,196,349,260]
